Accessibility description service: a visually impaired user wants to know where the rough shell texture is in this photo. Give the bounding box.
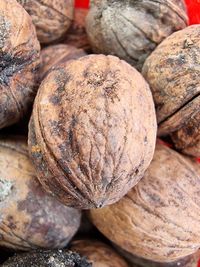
[28,54,157,209]
[116,247,200,267]
[86,0,188,71]
[17,0,74,44]
[70,239,129,267]
[142,25,200,157]
[1,250,92,267]
[89,143,200,262]
[0,136,81,250]
[40,44,86,81]
[0,0,40,129]
[64,8,90,51]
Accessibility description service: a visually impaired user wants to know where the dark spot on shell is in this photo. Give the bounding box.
[6,215,17,230]
[49,95,61,105]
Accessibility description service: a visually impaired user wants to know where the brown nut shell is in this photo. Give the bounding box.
[86,0,188,71]
[40,44,86,81]
[70,239,129,267]
[0,136,81,250]
[89,143,200,262]
[28,54,157,209]
[64,8,90,51]
[2,250,92,267]
[0,0,40,129]
[142,25,200,157]
[17,0,74,44]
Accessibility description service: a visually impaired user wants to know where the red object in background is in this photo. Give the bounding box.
[75,0,89,9]
[185,0,200,24]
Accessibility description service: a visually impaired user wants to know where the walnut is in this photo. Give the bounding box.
[28,54,157,209]
[40,44,86,81]
[0,0,40,129]
[0,136,81,250]
[17,0,74,44]
[89,142,200,262]
[70,239,129,267]
[142,25,200,157]
[2,250,91,267]
[86,0,188,70]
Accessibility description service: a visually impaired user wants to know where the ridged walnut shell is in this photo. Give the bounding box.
[70,239,129,267]
[0,136,81,250]
[2,250,91,267]
[89,143,200,262]
[64,8,90,51]
[0,0,40,130]
[28,54,157,209]
[17,0,74,44]
[142,25,200,157]
[86,0,188,71]
[40,44,86,81]
[116,247,200,267]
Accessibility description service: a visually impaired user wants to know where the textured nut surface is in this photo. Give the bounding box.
[0,136,81,250]
[142,25,200,157]
[64,8,90,51]
[40,44,86,81]
[89,143,200,262]
[28,54,157,209]
[0,0,40,129]
[70,239,129,267]
[2,250,92,267]
[86,0,188,70]
[17,0,74,44]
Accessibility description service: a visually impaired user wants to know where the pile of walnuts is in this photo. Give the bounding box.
[0,0,199,266]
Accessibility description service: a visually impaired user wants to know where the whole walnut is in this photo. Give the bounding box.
[142,25,200,157]
[0,136,81,250]
[70,239,129,267]
[116,247,200,267]
[40,44,86,81]
[89,142,200,262]
[0,0,40,130]
[28,54,157,209]
[86,0,188,71]
[2,250,92,267]
[64,8,90,51]
[17,0,74,44]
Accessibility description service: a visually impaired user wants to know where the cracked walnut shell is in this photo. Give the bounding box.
[0,136,81,250]
[0,0,40,130]
[89,143,200,262]
[28,54,157,209]
[86,0,188,71]
[142,25,200,157]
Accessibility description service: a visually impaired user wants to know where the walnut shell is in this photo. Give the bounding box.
[0,0,40,129]
[89,142,200,262]
[17,0,74,44]
[86,0,188,71]
[28,54,157,209]
[2,250,92,267]
[142,25,200,157]
[64,8,90,51]
[40,44,86,81]
[0,136,81,250]
[116,247,200,267]
[70,239,129,267]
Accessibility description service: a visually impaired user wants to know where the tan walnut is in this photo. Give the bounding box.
[86,0,188,71]
[40,44,86,82]
[89,142,200,262]
[0,136,81,250]
[17,0,74,44]
[0,0,40,130]
[2,250,91,267]
[28,54,157,209]
[70,239,129,267]
[142,25,200,157]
